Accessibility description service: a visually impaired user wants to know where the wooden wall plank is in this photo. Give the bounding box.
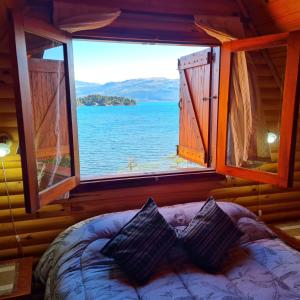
[0,83,14,98]
[0,53,11,69]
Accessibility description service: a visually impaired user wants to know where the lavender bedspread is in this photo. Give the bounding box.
[35,201,300,300]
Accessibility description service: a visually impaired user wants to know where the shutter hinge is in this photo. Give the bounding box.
[207,154,212,166]
[207,52,216,64]
[203,96,218,101]
[178,98,183,109]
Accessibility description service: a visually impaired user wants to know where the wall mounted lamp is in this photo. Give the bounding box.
[267,132,277,144]
[0,133,12,158]
[0,132,22,255]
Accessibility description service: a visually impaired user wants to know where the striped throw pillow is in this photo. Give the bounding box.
[180,197,243,271]
[101,198,177,284]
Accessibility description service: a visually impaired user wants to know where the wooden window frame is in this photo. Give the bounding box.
[9,13,222,210]
[73,169,224,194]
[9,12,80,212]
[73,45,221,191]
[217,31,300,188]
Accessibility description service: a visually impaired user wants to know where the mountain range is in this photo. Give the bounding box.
[75,78,179,101]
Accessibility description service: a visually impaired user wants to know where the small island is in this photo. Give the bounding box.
[77,94,136,106]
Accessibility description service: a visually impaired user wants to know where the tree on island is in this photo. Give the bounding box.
[77,94,136,106]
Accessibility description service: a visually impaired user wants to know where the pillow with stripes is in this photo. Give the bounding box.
[101,198,177,284]
[179,196,243,271]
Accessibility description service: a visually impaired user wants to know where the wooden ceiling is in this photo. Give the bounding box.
[22,0,300,45]
[245,0,300,35]
[74,12,220,45]
[23,0,238,45]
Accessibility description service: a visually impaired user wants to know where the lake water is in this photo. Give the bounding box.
[77,101,198,178]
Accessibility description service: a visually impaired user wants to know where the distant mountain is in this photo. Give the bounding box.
[75,78,179,101]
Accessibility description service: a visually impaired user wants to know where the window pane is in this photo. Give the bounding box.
[25,32,71,191]
[226,46,287,173]
[74,41,206,178]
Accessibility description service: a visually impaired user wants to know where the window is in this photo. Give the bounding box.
[73,42,219,178]
[11,13,220,213]
[217,32,300,187]
[11,13,79,212]
[11,11,300,212]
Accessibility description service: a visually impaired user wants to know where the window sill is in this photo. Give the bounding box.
[70,169,225,195]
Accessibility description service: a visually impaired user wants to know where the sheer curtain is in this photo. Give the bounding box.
[53,0,121,33]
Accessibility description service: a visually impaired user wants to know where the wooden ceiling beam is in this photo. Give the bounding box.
[72,9,221,45]
[105,11,196,32]
[53,0,239,16]
[73,27,220,46]
[17,0,300,37]
[22,0,235,45]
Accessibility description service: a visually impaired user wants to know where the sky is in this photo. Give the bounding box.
[71,40,204,84]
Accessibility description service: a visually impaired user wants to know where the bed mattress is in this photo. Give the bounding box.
[35,201,300,300]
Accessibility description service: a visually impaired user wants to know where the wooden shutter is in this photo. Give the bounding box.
[28,59,69,159]
[177,48,216,167]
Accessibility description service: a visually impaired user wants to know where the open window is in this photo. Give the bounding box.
[11,12,222,212]
[217,32,300,187]
[10,13,79,212]
[10,9,300,213]
[73,41,210,179]
[177,47,219,168]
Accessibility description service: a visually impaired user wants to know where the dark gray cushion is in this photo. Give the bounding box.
[101,198,177,284]
[180,197,243,271]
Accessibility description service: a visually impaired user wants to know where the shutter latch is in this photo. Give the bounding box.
[207,52,216,64]
[202,96,218,101]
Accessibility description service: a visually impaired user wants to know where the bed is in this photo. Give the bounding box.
[35,201,300,300]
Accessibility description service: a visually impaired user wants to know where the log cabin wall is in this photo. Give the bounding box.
[0,0,300,263]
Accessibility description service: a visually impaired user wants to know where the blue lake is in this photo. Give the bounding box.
[77,101,196,177]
